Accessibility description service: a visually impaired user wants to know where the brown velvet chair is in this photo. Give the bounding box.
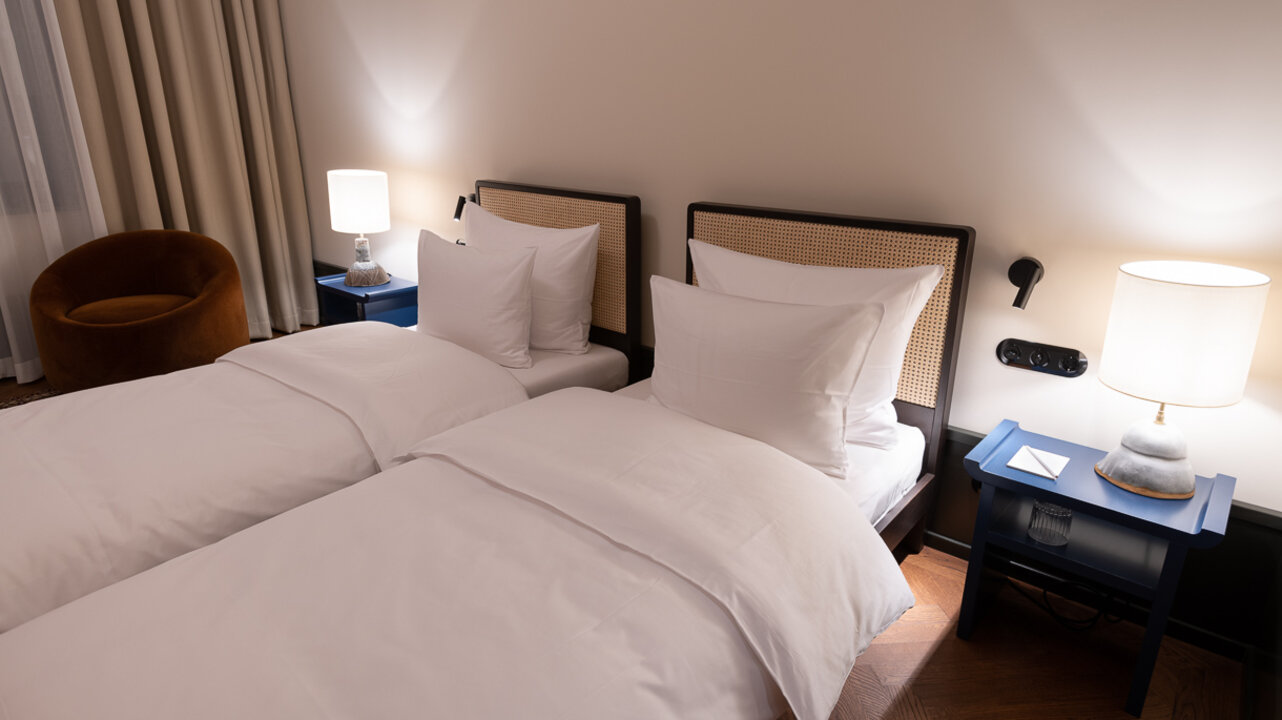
[29,230,251,392]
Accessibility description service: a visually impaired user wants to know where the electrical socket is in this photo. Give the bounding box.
[996,338,1087,378]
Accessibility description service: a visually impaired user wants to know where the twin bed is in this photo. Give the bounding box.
[0,182,973,720]
[0,183,642,632]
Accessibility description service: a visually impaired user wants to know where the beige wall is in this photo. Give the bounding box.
[280,0,1282,509]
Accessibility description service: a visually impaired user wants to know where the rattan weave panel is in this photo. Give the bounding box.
[691,211,959,409]
[479,187,628,335]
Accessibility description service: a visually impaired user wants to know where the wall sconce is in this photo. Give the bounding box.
[1008,257,1043,309]
[453,193,477,221]
[453,193,477,244]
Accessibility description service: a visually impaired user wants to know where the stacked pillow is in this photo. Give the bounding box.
[416,230,536,367]
[649,239,944,479]
[650,276,883,479]
[465,203,599,354]
[415,203,600,367]
[687,239,943,450]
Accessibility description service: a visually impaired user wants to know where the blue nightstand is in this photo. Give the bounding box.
[958,419,1235,717]
[316,274,418,327]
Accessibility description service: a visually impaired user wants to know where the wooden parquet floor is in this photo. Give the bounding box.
[0,375,55,406]
[833,548,1244,720]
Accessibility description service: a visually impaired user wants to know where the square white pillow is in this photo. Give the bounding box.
[688,238,943,449]
[650,276,883,479]
[464,202,599,354]
[417,229,536,368]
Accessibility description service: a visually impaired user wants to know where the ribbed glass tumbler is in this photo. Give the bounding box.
[1027,500,1072,546]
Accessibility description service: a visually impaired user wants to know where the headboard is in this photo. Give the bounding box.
[686,202,974,479]
[475,181,643,380]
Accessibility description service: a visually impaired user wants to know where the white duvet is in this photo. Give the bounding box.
[0,322,526,632]
[0,388,913,720]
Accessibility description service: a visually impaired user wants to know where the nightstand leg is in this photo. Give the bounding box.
[1124,544,1188,716]
[957,483,996,639]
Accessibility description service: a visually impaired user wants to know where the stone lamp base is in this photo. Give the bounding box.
[345,236,390,287]
[1095,406,1195,500]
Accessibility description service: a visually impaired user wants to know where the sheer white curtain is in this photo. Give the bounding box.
[0,0,105,382]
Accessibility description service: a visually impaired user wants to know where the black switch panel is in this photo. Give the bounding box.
[996,338,1087,378]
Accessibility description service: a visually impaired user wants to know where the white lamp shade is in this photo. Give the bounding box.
[1098,260,1270,408]
[327,169,390,234]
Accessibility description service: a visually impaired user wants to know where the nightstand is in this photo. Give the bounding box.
[958,419,1235,717]
[316,274,418,327]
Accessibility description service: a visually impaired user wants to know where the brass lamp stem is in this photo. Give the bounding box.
[1154,402,1167,425]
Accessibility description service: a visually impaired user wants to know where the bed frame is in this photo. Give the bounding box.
[475,180,643,383]
[686,202,974,555]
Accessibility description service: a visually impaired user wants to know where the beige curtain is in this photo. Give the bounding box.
[52,0,316,337]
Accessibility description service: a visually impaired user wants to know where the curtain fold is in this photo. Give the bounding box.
[0,0,107,382]
[53,0,316,337]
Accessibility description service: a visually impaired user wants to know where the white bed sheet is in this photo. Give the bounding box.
[508,343,628,396]
[408,324,629,397]
[843,423,925,526]
[0,322,526,632]
[615,378,925,524]
[0,389,914,720]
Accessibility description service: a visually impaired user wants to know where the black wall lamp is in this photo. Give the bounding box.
[453,193,475,222]
[1008,257,1043,309]
[452,194,476,244]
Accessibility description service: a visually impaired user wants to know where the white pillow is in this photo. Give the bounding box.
[650,276,883,479]
[464,202,599,354]
[416,229,536,368]
[688,238,943,449]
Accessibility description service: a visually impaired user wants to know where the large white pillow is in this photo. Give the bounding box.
[464,202,599,354]
[688,238,943,449]
[417,229,536,368]
[650,276,883,479]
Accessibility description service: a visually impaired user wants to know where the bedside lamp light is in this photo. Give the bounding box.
[1096,261,1269,499]
[328,169,391,287]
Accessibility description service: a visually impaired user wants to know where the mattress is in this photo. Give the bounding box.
[843,423,926,526]
[509,344,628,397]
[614,379,925,524]
[406,326,628,396]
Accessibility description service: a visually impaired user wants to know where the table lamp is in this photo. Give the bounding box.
[328,169,391,287]
[1095,260,1270,498]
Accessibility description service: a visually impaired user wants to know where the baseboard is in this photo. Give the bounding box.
[924,530,969,559]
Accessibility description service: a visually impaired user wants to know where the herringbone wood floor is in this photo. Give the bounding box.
[832,548,1243,719]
